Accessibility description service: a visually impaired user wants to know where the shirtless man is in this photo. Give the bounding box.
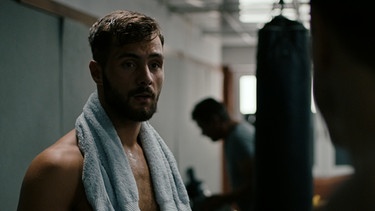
[17,10,190,211]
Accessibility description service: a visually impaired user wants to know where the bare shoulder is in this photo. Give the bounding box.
[32,129,83,171]
[18,129,86,211]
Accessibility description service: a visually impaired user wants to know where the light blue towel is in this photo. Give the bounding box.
[75,91,191,211]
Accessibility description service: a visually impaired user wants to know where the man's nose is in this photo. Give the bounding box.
[137,65,153,86]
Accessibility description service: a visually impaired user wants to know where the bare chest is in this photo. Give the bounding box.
[76,147,160,211]
[126,147,160,211]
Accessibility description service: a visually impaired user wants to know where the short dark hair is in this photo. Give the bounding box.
[88,10,164,68]
[310,0,375,68]
[192,98,230,123]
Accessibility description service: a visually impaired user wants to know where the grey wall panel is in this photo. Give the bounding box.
[61,19,95,133]
[0,1,61,210]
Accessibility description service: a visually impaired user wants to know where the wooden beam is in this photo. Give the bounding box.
[19,0,97,26]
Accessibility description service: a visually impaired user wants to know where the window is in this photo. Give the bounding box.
[239,75,257,115]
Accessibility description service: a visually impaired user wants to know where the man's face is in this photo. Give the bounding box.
[197,119,222,141]
[310,6,354,147]
[102,37,164,122]
[310,6,339,143]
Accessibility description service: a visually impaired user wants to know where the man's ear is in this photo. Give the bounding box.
[89,60,103,85]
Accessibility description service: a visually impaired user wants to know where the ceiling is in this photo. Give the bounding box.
[160,0,310,47]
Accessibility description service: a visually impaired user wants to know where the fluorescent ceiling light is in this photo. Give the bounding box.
[186,0,204,7]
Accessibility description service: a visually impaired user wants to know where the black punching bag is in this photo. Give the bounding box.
[255,15,313,211]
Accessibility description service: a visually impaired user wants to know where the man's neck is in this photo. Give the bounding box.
[113,121,142,148]
[224,120,239,138]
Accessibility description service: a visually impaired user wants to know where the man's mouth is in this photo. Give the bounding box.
[133,92,154,103]
[130,87,156,103]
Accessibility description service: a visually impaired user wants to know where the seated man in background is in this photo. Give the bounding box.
[311,0,375,210]
[191,98,255,211]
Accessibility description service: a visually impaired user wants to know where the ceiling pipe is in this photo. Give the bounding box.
[222,12,254,45]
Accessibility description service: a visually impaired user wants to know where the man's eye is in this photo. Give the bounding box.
[122,62,136,70]
[150,62,162,70]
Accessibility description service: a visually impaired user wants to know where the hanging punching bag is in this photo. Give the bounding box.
[255,15,313,211]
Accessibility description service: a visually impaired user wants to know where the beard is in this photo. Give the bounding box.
[102,73,158,122]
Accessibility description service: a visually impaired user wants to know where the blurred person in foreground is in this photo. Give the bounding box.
[17,10,191,211]
[311,0,375,210]
[191,98,255,211]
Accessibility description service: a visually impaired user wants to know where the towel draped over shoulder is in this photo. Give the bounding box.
[75,91,191,211]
